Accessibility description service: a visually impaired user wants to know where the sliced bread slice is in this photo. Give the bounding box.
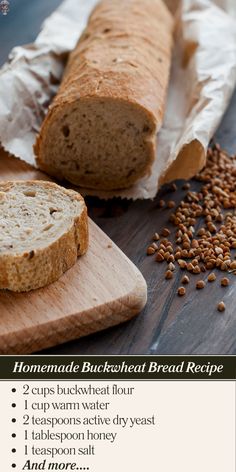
[0,180,88,292]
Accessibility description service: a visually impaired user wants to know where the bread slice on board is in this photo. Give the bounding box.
[35,0,174,191]
[0,181,88,292]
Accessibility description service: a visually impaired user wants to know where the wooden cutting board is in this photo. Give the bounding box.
[0,150,147,354]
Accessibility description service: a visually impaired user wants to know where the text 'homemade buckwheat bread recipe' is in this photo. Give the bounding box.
[0,181,88,292]
[35,0,173,191]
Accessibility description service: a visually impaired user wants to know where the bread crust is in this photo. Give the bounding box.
[0,181,88,292]
[35,0,173,190]
[34,97,157,190]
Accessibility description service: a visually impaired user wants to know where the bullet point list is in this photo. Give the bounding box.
[1,377,235,472]
[11,388,16,393]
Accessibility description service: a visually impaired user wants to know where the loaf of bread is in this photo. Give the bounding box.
[0,181,88,292]
[35,0,173,190]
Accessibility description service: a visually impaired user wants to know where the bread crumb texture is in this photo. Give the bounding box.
[0,181,88,292]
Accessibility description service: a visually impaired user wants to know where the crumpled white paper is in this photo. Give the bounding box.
[0,0,236,199]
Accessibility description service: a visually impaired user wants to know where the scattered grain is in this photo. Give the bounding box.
[161,228,171,237]
[151,243,158,250]
[187,263,194,272]
[158,199,165,208]
[182,183,191,190]
[178,259,187,269]
[181,275,190,284]
[156,252,165,262]
[178,287,186,296]
[221,277,229,287]
[168,262,175,271]
[147,144,236,307]
[168,255,175,263]
[217,301,225,312]
[196,280,205,289]
[208,273,216,282]
[170,183,177,192]
[167,200,176,209]
[147,246,156,255]
[153,233,160,241]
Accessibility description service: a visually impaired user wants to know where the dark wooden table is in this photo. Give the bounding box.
[1,0,236,354]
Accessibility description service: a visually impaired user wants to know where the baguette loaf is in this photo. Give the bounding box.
[35,0,173,191]
[0,181,88,292]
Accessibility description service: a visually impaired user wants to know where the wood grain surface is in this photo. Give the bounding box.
[0,151,147,354]
[0,0,236,355]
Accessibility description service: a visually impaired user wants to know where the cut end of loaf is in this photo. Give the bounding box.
[35,98,157,190]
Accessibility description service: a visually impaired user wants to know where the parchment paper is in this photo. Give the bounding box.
[0,0,236,199]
